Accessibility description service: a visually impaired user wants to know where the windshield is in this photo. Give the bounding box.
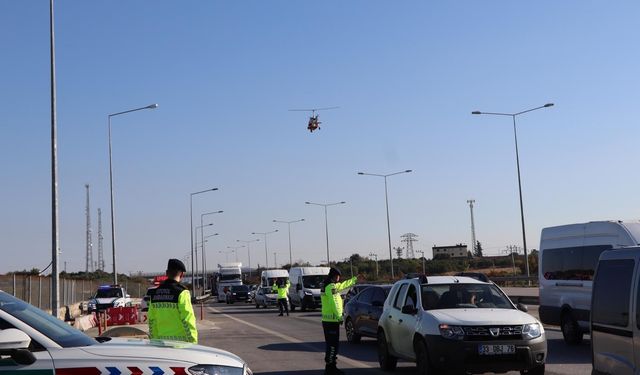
[0,291,96,348]
[219,274,241,281]
[261,287,274,294]
[421,283,513,310]
[231,285,249,292]
[95,288,122,299]
[302,275,324,289]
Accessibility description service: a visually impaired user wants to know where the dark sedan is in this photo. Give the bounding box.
[343,284,392,343]
[226,285,251,304]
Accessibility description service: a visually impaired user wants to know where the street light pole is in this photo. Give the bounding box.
[108,103,158,285]
[227,246,245,263]
[273,219,305,266]
[467,199,477,256]
[200,211,223,293]
[358,170,412,279]
[189,188,218,295]
[369,252,379,280]
[49,0,60,317]
[472,103,553,278]
[237,239,260,277]
[201,233,219,292]
[194,223,213,293]
[251,230,278,269]
[417,250,426,274]
[305,201,346,265]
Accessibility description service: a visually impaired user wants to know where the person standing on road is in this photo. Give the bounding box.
[272,278,291,316]
[321,267,357,375]
[148,258,198,343]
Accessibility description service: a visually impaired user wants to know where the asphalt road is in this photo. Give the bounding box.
[197,302,592,375]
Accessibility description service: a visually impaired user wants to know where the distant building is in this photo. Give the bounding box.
[432,244,468,259]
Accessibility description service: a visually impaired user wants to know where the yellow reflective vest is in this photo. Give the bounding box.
[321,276,357,322]
[148,279,198,343]
[272,280,290,299]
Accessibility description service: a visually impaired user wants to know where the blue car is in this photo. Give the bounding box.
[343,284,392,343]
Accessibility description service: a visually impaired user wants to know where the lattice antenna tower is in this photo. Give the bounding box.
[401,233,418,258]
[97,208,105,271]
[85,184,94,272]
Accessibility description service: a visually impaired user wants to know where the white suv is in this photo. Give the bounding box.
[377,276,546,375]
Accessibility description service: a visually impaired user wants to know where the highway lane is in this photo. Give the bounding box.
[198,302,592,375]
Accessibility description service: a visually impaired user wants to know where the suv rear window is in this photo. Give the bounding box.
[593,259,634,328]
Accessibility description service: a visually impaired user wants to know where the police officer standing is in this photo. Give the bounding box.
[321,267,357,375]
[272,277,291,316]
[148,259,198,343]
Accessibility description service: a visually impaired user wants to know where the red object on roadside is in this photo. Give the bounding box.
[153,275,168,286]
[107,307,138,326]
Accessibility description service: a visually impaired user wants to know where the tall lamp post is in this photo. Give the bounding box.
[417,250,426,275]
[189,187,218,295]
[358,170,412,279]
[237,239,260,277]
[227,245,245,262]
[201,210,223,293]
[305,201,346,266]
[49,0,60,316]
[108,103,158,285]
[219,249,235,263]
[273,219,305,266]
[369,252,379,280]
[472,103,554,278]
[195,223,213,293]
[251,230,278,269]
[199,233,219,292]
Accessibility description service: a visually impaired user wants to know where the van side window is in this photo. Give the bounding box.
[593,259,634,328]
[542,245,613,281]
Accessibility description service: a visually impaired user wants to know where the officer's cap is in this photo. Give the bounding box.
[328,267,342,278]
[167,258,186,272]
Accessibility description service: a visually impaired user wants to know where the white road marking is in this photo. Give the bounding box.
[208,306,374,369]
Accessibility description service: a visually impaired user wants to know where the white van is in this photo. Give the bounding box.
[539,220,640,344]
[288,266,330,311]
[591,247,640,375]
[260,269,289,288]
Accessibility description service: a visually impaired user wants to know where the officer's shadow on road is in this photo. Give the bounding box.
[258,341,379,363]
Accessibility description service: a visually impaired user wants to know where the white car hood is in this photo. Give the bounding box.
[427,308,538,326]
[81,338,245,368]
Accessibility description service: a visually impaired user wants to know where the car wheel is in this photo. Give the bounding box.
[255,303,260,309]
[345,318,361,343]
[290,304,296,312]
[377,330,397,371]
[561,312,583,345]
[521,364,545,375]
[415,338,433,375]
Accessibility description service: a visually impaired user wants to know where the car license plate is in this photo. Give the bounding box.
[478,344,516,355]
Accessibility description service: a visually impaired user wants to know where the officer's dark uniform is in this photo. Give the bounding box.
[148,259,197,343]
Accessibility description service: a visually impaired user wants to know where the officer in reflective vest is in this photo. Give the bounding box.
[148,258,198,343]
[321,267,357,375]
[272,278,291,316]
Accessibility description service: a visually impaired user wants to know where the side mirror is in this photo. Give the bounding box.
[401,305,417,315]
[371,300,384,307]
[296,284,302,291]
[517,303,528,313]
[0,329,31,350]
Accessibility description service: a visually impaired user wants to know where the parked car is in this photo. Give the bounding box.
[343,284,375,305]
[591,246,640,375]
[254,286,278,309]
[226,285,251,304]
[0,290,252,374]
[87,285,132,313]
[344,284,392,343]
[377,276,546,375]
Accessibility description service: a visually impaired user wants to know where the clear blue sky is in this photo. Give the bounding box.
[2,1,640,274]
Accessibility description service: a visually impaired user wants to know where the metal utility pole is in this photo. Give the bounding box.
[189,187,218,295]
[369,252,379,280]
[417,250,426,274]
[467,199,477,256]
[97,208,105,271]
[358,170,412,279]
[400,233,418,258]
[237,239,260,277]
[85,184,93,273]
[472,103,554,279]
[50,0,60,317]
[273,252,277,268]
[305,201,346,265]
[273,219,305,266]
[252,230,279,269]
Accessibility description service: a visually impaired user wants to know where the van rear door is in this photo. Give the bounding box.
[591,255,636,375]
